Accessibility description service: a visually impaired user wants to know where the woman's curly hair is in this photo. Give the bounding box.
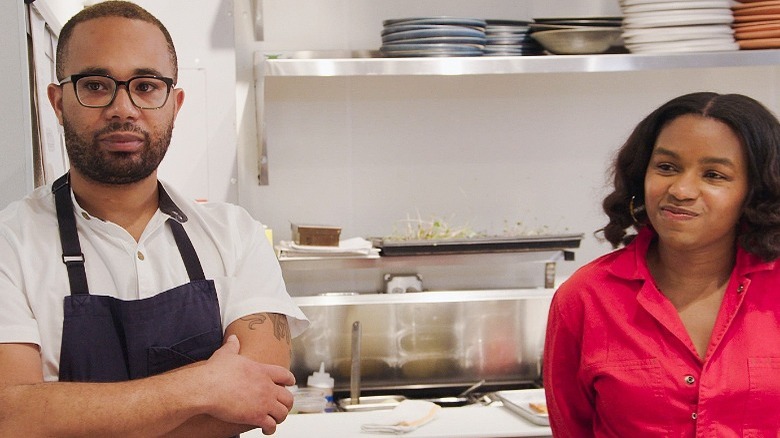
[600,92,780,261]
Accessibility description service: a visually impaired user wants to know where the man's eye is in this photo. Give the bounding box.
[83,81,107,92]
[134,81,159,93]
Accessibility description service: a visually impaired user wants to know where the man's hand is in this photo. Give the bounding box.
[199,335,295,435]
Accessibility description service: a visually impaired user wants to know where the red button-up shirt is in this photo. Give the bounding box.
[544,227,780,437]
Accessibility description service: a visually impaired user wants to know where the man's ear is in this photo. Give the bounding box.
[47,83,64,126]
[171,88,185,122]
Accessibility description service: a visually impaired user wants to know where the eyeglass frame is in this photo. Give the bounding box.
[58,73,176,110]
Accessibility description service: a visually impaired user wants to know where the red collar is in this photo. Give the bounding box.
[607,226,775,281]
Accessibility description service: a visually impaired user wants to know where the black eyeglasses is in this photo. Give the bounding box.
[59,74,175,109]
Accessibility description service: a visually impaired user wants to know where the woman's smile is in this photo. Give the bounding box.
[659,205,699,221]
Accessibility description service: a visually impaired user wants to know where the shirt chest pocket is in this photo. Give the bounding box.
[745,357,780,433]
[585,358,670,435]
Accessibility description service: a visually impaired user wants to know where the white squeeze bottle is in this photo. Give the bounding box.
[307,362,335,408]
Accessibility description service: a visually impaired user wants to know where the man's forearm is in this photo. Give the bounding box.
[163,414,253,438]
[0,365,207,437]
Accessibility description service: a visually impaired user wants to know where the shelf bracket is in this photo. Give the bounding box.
[254,50,269,185]
[251,0,264,41]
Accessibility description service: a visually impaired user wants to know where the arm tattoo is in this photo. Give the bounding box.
[240,313,291,345]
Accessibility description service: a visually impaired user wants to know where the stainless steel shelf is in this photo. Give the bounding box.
[292,288,554,306]
[278,249,568,271]
[260,49,780,77]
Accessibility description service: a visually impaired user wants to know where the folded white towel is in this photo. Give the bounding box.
[276,237,380,258]
[361,400,441,434]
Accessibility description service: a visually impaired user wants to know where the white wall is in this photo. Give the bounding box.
[0,1,35,208]
[43,0,80,23]
[235,0,780,280]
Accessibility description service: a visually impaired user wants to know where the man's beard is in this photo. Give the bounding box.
[63,119,172,185]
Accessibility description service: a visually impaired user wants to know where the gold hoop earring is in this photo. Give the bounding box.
[629,196,645,224]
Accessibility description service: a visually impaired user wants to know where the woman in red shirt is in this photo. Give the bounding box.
[544,92,780,437]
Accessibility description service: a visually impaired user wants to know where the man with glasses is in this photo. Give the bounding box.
[0,1,308,436]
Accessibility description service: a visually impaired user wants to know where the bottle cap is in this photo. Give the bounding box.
[307,362,334,388]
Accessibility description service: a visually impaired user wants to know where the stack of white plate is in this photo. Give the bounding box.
[732,0,780,49]
[380,17,487,57]
[483,19,545,56]
[619,0,739,53]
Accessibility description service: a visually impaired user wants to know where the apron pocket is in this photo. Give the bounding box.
[147,327,223,376]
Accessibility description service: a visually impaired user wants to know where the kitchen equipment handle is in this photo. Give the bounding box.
[458,379,486,398]
[350,320,361,405]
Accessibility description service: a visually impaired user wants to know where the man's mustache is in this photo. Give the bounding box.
[94,122,147,139]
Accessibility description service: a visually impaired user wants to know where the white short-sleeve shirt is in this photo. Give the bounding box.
[0,179,308,381]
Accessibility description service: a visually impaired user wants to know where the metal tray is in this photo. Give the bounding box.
[495,388,549,426]
[338,395,406,412]
[372,233,583,256]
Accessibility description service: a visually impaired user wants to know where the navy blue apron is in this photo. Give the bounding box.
[52,174,224,382]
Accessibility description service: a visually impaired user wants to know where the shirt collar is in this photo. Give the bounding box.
[607,226,775,281]
[64,174,188,225]
[157,181,188,223]
[606,227,654,281]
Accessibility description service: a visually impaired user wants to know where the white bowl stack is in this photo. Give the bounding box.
[619,0,739,53]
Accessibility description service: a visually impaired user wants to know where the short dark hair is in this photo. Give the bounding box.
[56,1,178,82]
[600,92,780,261]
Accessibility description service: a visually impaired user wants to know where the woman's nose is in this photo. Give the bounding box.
[667,173,698,200]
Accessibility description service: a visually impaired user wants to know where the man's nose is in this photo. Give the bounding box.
[105,85,140,118]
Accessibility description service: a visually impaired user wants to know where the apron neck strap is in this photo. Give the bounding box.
[53,173,90,295]
[167,219,206,282]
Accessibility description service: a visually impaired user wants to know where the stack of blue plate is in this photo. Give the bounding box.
[380,17,487,57]
[484,19,545,56]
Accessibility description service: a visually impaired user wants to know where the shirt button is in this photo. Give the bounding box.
[137,251,145,261]
[684,375,695,385]
[691,412,698,420]
[737,284,745,293]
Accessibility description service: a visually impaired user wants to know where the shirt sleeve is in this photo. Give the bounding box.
[212,206,309,338]
[543,284,595,437]
[0,228,42,345]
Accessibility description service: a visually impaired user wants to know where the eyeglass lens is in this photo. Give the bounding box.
[75,76,170,109]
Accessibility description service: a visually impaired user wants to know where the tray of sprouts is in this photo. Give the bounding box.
[371,215,583,256]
